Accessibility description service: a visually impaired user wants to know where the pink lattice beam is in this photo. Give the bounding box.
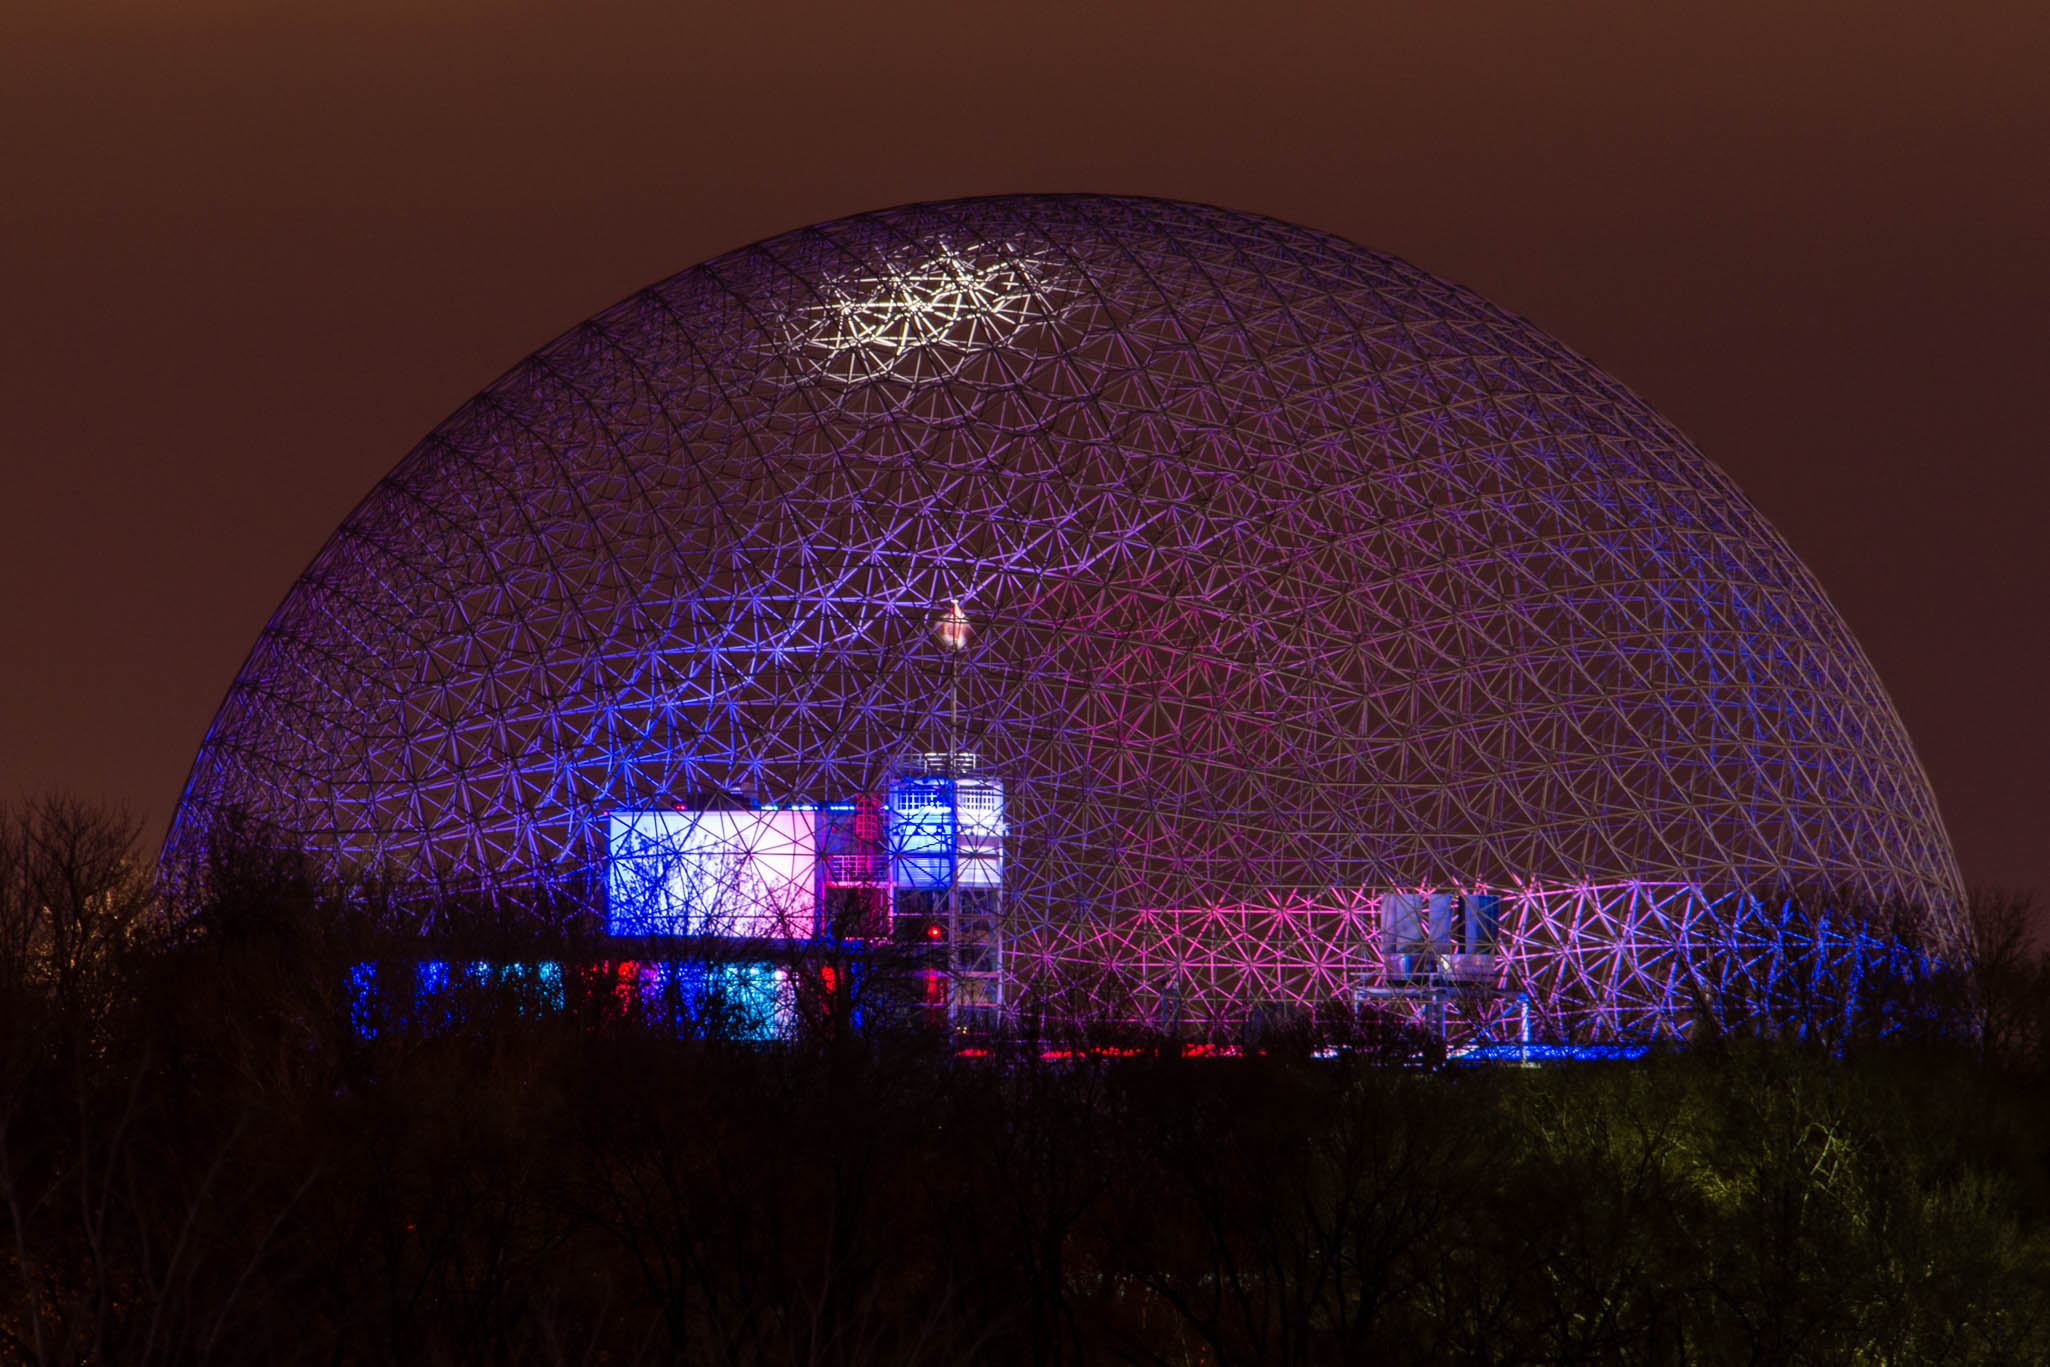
[1020,882,1943,1042]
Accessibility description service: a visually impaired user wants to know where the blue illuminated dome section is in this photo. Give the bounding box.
[603,770,1006,939]
[167,194,1965,1038]
[606,807,821,939]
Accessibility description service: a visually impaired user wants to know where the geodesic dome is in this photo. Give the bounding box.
[167,195,1964,1036]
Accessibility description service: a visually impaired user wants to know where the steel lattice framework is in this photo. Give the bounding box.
[1029,884,1950,1042]
[167,195,1965,1037]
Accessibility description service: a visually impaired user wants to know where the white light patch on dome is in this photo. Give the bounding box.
[797,244,1063,382]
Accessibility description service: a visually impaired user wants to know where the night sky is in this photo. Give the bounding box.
[4,1,2046,898]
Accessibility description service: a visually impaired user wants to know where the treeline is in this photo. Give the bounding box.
[4,797,2050,1365]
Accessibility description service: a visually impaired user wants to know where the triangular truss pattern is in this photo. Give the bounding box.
[1027,883,1948,1042]
[166,196,1965,1035]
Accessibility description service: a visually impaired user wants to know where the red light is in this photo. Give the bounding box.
[927,924,942,939]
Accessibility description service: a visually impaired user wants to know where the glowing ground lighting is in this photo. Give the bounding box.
[166,196,1964,1043]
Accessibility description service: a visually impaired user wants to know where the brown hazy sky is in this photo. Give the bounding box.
[3,1,2046,894]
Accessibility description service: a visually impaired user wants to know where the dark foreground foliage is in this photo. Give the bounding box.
[4,799,2050,1366]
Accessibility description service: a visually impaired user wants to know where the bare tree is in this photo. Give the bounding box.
[0,795,155,1020]
[1966,888,2050,1070]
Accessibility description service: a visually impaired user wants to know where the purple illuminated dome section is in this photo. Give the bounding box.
[166,195,1964,1037]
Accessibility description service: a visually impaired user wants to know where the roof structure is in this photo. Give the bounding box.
[166,195,1964,1035]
